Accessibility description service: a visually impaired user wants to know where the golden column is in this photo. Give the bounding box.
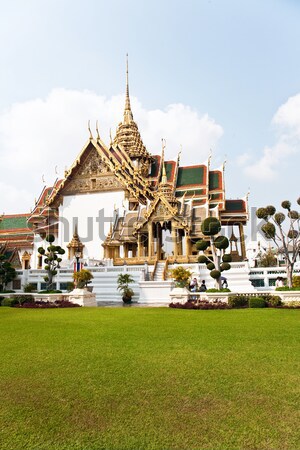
[148,223,154,258]
[238,223,246,259]
[137,233,142,258]
[185,232,191,257]
[171,224,178,258]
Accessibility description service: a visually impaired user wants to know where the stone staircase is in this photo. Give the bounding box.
[153,262,166,281]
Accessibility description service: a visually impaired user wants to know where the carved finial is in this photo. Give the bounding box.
[42,174,45,184]
[222,159,227,171]
[55,165,58,175]
[110,128,113,145]
[208,148,212,167]
[161,138,166,163]
[177,145,182,164]
[123,53,133,124]
[95,120,101,140]
[88,120,93,139]
[74,223,78,237]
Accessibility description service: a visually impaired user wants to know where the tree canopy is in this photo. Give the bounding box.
[256,198,300,287]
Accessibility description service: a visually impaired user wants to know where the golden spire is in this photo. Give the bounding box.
[161,163,167,185]
[74,223,79,238]
[124,54,134,125]
[113,55,151,169]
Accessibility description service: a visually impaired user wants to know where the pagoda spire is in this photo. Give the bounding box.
[124,54,134,124]
[161,163,168,185]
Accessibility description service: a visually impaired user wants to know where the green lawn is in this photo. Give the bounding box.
[0,307,299,450]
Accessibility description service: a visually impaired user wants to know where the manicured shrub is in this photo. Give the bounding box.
[169,300,230,310]
[220,262,231,271]
[292,276,300,289]
[1,297,19,307]
[214,236,229,250]
[228,295,248,308]
[196,240,209,251]
[210,270,221,279]
[281,301,300,308]
[206,288,231,293]
[201,217,221,236]
[15,300,81,308]
[11,295,34,305]
[263,295,282,307]
[23,283,36,293]
[222,254,232,263]
[198,255,208,264]
[276,286,298,291]
[249,297,266,308]
[38,290,62,294]
[206,262,215,270]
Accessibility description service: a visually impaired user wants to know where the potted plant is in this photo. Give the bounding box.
[73,269,93,289]
[117,273,134,303]
[169,266,192,303]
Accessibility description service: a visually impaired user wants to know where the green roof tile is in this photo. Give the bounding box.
[209,172,221,190]
[177,167,204,187]
[0,216,31,231]
[225,200,245,212]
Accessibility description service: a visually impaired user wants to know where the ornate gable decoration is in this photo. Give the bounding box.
[148,197,177,222]
[57,143,124,197]
[136,194,188,232]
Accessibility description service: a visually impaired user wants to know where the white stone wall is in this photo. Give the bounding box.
[58,190,125,260]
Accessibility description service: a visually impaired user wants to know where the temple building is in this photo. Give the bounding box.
[2,63,248,269]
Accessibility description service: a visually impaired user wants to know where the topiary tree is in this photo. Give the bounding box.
[38,234,65,291]
[256,198,300,288]
[0,254,16,292]
[196,217,232,288]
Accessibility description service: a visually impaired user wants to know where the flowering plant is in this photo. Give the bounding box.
[169,266,192,288]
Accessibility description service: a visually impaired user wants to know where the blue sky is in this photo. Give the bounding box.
[0,0,300,215]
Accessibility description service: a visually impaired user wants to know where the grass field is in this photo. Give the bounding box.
[0,307,299,450]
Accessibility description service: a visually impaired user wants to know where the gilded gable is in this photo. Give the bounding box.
[60,145,124,195]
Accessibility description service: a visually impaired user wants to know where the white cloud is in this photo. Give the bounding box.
[236,152,252,166]
[239,93,300,181]
[0,88,223,213]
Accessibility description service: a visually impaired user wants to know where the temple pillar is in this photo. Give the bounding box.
[157,223,162,259]
[185,233,191,257]
[172,224,178,258]
[148,223,154,258]
[124,244,128,258]
[177,229,183,256]
[239,223,246,259]
[137,233,142,258]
